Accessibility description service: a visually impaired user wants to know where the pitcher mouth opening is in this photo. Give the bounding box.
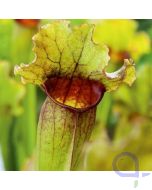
[41,76,106,112]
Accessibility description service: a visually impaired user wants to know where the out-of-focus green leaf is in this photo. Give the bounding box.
[0,20,13,61]
[93,19,137,51]
[111,64,152,142]
[0,61,25,170]
[0,61,25,116]
[10,22,37,170]
[82,116,152,171]
[93,19,151,62]
[128,32,151,61]
[10,23,35,66]
[81,63,152,171]
[0,20,37,170]
[114,64,152,115]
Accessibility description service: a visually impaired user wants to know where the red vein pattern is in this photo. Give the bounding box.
[43,77,105,112]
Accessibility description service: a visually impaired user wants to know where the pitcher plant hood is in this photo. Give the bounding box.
[14,21,136,111]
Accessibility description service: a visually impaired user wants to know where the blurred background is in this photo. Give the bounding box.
[0,19,152,171]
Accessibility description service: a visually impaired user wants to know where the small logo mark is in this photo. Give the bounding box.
[112,152,150,188]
